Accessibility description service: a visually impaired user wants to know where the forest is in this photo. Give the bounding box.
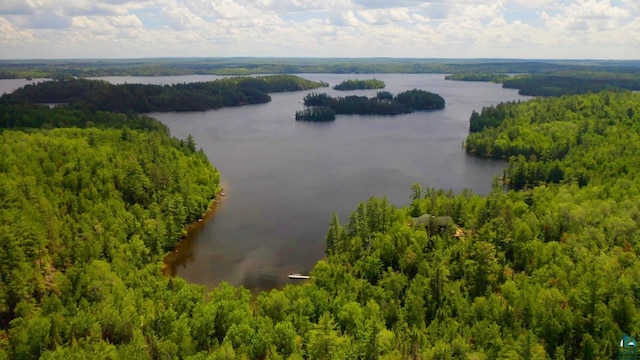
[3,76,640,359]
[333,79,385,91]
[301,89,445,117]
[447,71,640,96]
[500,72,640,96]
[0,75,328,113]
[465,91,640,190]
[295,106,336,122]
[2,58,640,79]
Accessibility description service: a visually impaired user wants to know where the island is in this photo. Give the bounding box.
[333,78,385,90]
[297,89,445,118]
[295,106,336,122]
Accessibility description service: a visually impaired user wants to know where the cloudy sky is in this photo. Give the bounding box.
[0,0,638,59]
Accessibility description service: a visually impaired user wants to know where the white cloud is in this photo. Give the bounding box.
[511,0,556,8]
[0,0,638,59]
[161,6,209,30]
[73,14,143,31]
[253,0,352,12]
[0,17,34,43]
[541,0,632,34]
[357,8,412,25]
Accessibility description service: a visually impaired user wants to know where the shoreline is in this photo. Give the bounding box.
[162,179,228,277]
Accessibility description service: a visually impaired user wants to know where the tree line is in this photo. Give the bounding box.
[300,89,445,118]
[333,79,385,90]
[3,81,640,359]
[0,75,328,113]
[2,58,640,78]
[447,70,640,96]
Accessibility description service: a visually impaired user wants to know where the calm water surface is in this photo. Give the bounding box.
[149,74,531,291]
[0,78,50,95]
[1,74,530,291]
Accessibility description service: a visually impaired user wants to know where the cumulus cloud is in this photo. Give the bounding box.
[542,0,632,33]
[161,6,209,30]
[0,17,34,43]
[357,8,412,25]
[353,0,425,8]
[0,0,638,58]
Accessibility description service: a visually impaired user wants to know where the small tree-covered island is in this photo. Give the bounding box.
[333,78,385,90]
[296,89,445,121]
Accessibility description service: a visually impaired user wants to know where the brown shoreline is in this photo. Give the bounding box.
[162,179,228,277]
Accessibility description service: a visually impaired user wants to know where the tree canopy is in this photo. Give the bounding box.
[333,79,385,90]
[300,89,445,117]
[447,70,640,96]
[0,75,328,112]
[295,106,336,122]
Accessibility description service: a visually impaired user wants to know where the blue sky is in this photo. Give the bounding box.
[0,0,638,59]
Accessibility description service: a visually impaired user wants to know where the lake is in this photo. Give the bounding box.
[0,74,530,291]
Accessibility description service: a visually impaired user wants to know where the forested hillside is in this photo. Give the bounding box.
[466,91,640,190]
[0,106,221,359]
[2,90,640,359]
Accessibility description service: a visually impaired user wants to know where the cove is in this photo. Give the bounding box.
[103,74,531,291]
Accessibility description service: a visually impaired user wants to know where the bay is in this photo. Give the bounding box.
[0,73,531,292]
[148,73,530,291]
[0,78,50,95]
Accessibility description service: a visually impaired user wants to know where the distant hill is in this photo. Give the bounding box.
[2,57,640,78]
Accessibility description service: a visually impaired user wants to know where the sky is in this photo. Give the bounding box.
[0,0,639,59]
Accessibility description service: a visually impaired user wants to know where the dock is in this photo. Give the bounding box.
[288,273,310,280]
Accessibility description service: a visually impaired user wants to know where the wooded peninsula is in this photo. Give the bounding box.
[1,75,328,112]
[446,71,640,96]
[2,59,640,359]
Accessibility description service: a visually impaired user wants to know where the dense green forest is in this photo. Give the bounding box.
[0,105,223,359]
[3,80,640,359]
[447,71,640,96]
[301,89,445,117]
[0,76,328,112]
[2,58,640,78]
[333,79,385,91]
[501,72,640,96]
[465,91,640,190]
